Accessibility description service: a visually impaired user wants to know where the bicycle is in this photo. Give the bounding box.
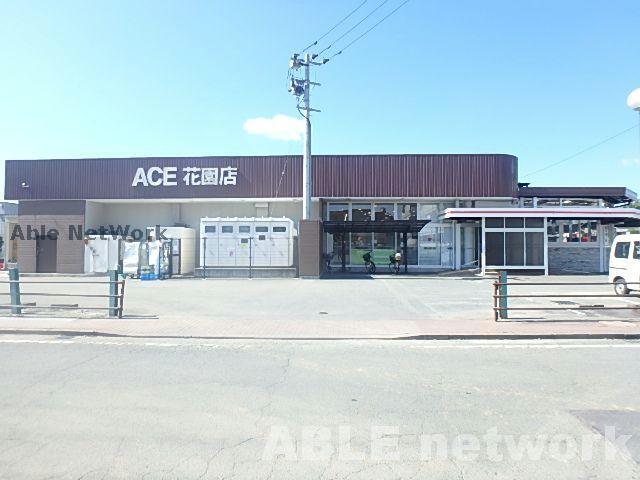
[362,251,376,274]
[323,252,334,273]
[388,254,401,274]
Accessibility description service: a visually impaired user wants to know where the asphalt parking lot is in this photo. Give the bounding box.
[1,273,638,326]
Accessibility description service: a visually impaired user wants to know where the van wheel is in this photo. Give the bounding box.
[614,278,630,296]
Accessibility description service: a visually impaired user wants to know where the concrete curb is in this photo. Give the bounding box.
[1,329,639,341]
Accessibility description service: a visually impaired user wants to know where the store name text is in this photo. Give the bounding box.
[132,166,238,187]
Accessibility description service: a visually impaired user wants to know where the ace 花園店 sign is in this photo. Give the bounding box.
[131,166,238,187]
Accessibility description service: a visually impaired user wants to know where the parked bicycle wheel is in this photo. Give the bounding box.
[366,261,376,274]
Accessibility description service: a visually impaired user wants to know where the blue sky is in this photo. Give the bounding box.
[0,0,639,199]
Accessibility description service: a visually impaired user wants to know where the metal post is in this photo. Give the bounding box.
[402,232,408,273]
[118,278,125,319]
[499,270,508,319]
[108,269,118,318]
[178,238,182,275]
[168,239,174,278]
[203,237,207,279]
[341,233,346,272]
[9,268,21,315]
[493,281,499,321]
[302,55,312,220]
[248,237,253,279]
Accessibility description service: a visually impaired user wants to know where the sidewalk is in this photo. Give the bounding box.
[0,274,638,339]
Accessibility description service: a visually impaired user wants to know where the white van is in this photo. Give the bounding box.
[608,234,640,295]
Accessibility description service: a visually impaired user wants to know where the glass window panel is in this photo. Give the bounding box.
[350,233,372,265]
[398,203,417,221]
[485,218,504,228]
[590,222,599,241]
[525,218,544,228]
[328,203,349,222]
[419,204,439,220]
[615,242,630,259]
[563,221,581,243]
[238,226,250,233]
[537,198,561,207]
[561,198,599,207]
[486,232,504,266]
[521,198,534,208]
[221,226,233,233]
[634,242,640,260]
[579,221,592,243]
[273,226,287,233]
[505,232,525,265]
[547,220,559,242]
[525,232,544,266]
[397,232,418,265]
[327,233,349,265]
[374,204,394,222]
[373,232,395,264]
[505,217,524,228]
[351,203,372,222]
[204,225,216,233]
[418,227,442,265]
[255,226,268,233]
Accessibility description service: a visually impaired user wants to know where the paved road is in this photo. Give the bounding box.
[0,336,639,479]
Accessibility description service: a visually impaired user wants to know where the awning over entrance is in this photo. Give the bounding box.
[440,207,640,227]
[322,220,430,234]
[322,220,431,273]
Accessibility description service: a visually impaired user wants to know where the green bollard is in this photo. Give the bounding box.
[499,270,508,319]
[9,268,21,315]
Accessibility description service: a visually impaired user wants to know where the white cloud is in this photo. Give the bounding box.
[243,114,305,141]
[621,158,640,167]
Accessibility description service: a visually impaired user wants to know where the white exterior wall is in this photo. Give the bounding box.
[84,200,303,261]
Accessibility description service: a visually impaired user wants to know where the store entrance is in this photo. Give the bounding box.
[36,235,57,273]
[459,224,480,269]
[323,220,430,273]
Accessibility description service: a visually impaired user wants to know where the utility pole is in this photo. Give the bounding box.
[289,53,323,220]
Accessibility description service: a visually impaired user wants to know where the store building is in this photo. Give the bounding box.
[4,154,639,275]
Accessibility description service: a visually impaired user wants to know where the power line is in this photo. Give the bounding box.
[325,0,411,61]
[522,123,639,179]
[316,0,390,57]
[301,0,369,53]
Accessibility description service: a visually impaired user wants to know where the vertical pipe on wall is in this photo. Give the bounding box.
[543,217,549,276]
[481,217,486,276]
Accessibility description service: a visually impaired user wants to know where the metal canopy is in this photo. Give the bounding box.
[322,220,430,235]
[322,220,431,274]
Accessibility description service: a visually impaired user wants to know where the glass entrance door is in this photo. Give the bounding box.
[460,224,479,269]
[418,224,454,268]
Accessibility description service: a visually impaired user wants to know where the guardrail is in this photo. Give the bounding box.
[492,271,640,321]
[0,268,126,318]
